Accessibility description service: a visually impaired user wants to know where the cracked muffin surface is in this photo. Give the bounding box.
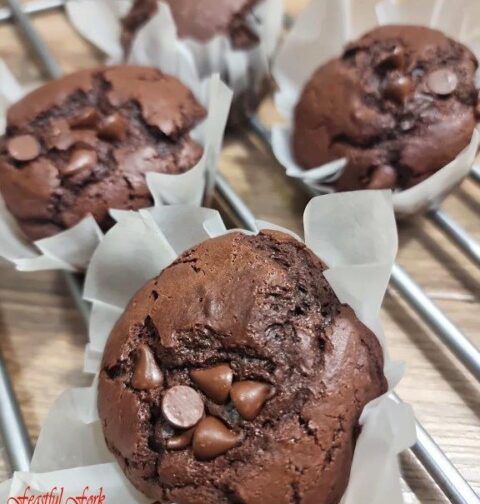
[121,0,263,54]
[293,25,479,192]
[98,230,387,504]
[0,65,205,240]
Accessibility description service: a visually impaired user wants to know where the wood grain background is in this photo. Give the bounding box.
[0,0,479,502]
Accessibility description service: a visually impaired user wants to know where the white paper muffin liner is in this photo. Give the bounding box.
[0,190,416,503]
[66,0,283,100]
[272,0,480,217]
[0,61,232,272]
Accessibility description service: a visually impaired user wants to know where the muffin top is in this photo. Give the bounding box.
[98,230,387,504]
[0,66,205,240]
[121,0,263,53]
[293,25,479,191]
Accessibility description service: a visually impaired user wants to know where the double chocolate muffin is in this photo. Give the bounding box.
[293,25,479,191]
[98,230,387,504]
[122,0,263,53]
[0,66,205,240]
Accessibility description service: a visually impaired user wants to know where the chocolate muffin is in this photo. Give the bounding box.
[0,66,205,240]
[98,230,387,504]
[122,0,263,54]
[293,25,479,191]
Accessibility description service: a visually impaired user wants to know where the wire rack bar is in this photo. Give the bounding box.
[0,352,32,472]
[472,165,480,184]
[216,173,258,230]
[390,264,480,380]
[395,396,480,504]
[248,116,480,382]
[2,1,480,502]
[64,272,90,325]
[0,0,64,24]
[429,209,480,267]
[5,0,62,79]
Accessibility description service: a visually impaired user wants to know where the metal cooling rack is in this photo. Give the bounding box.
[0,1,479,504]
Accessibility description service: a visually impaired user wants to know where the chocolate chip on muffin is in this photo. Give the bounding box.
[98,230,387,504]
[0,66,206,240]
[121,0,263,53]
[293,25,479,191]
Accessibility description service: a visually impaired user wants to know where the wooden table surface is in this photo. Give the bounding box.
[0,1,479,502]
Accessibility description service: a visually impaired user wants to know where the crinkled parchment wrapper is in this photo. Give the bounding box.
[0,191,416,504]
[66,0,283,99]
[0,61,232,271]
[272,0,480,217]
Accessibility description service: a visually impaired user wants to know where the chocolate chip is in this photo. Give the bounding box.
[63,149,97,176]
[367,165,397,190]
[98,113,127,141]
[190,364,233,404]
[427,69,458,96]
[383,76,413,104]
[47,118,73,151]
[7,135,41,162]
[379,46,405,70]
[192,416,243,460]
[132,344,164,390]
[230,381,275,421]
[162,385,204,429]
[70,107,99,129]
[166,427,196,450]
